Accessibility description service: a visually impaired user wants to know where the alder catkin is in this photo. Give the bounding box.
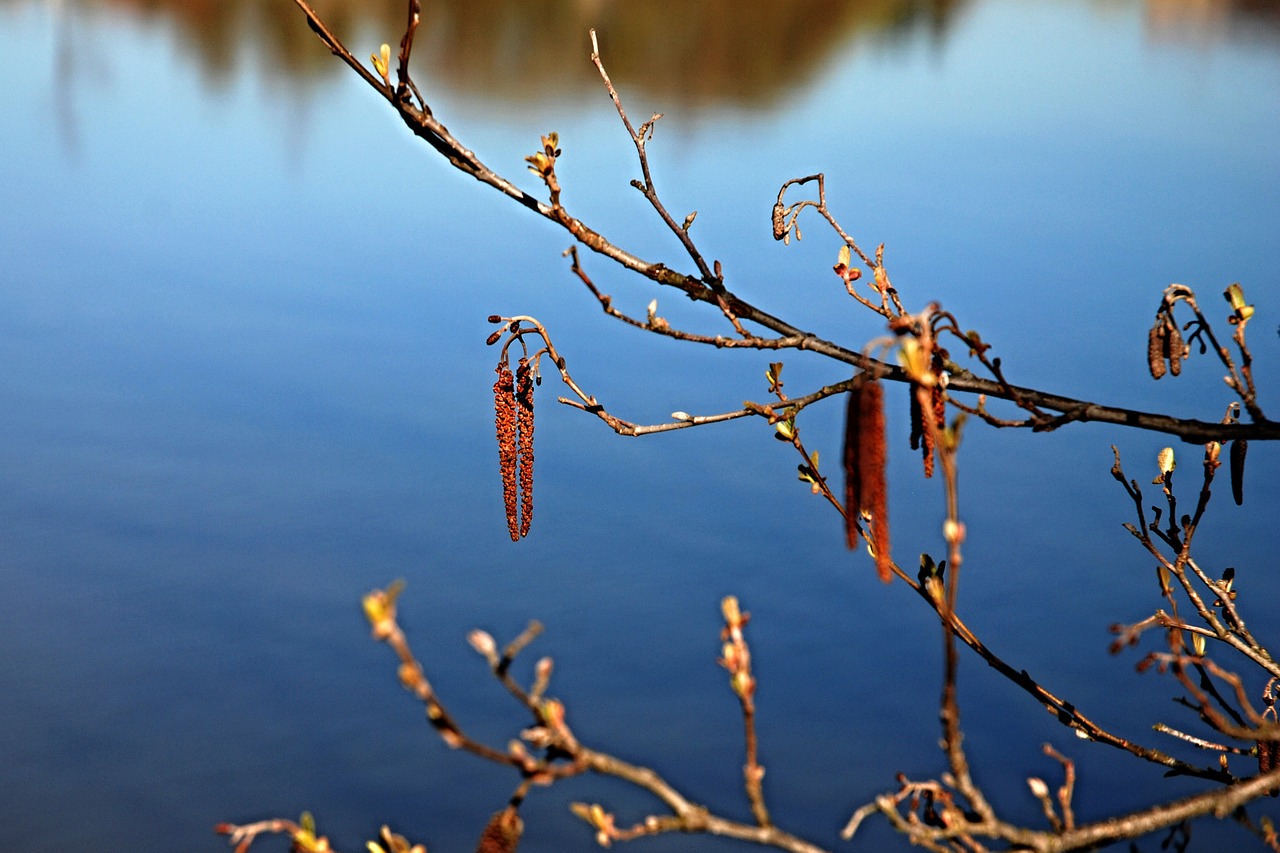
[1167,318,1185,377]
[908,383,938,479]
[515,357,535,538]
[1258,739,1280,797]
[857,381,893,583]
[1147,320,1167,380]
[843,384,863,551]
[1230,438,1247,506]
[494,360,519,541]
[925,384,944,480]
[909,384,923,452]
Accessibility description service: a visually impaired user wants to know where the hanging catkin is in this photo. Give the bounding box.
[515,357,535,538]
[860,381,892,583]
[1230,438,1247,506]
[494,360,520,541]
[843,384,864,551]
[845,379,892,582]
[1147,319,1167,380]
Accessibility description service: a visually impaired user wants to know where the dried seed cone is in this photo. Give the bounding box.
[475,806,524,853]
[494,360,519,541]
[1230,438,1247,506]
[516,358,535,538]
[770,202,786,240]
[858,381,892,583]
[1147,320,1167,380]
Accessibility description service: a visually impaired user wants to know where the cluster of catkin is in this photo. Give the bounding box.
[1147,311,1187,379]
[844,379,893,583]
[494,355,535,540]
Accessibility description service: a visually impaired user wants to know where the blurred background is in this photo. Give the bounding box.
[1,0,1277,850]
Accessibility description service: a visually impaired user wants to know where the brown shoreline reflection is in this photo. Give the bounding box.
[26,0,969,106]
[17,0,1279,106]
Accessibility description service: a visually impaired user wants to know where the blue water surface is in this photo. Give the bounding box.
[0,1,1277,851]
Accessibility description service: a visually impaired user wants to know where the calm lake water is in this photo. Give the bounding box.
[1,1,1278,851]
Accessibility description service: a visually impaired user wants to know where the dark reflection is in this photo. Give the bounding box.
[1144,0,1280,43]
[18,0,1277,105]
[30,0,974,106]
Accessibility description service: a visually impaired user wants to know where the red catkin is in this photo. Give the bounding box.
[494,360,519,541]
[515,358,535,538]
[858,381,892,583]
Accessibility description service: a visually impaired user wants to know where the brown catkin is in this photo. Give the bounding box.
[925,383,944,480]
[771,202,786,240]
[1167,318,1185,377]
[494,360,519,541]
[858,381,892,583]
[515,358,535,538]
[909,383,923,451]
[474,806,524,853]
[1259,739,1280,797]
[843,384,863,550]
[908,383,937,479]
[1230,438,1248,506]
[1147,321,1167,380]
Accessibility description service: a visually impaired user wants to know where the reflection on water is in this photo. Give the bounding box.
[20,0,1280,106]
[1145,0,1280,43]
[2,1,1278,852]
[31,0,971,105]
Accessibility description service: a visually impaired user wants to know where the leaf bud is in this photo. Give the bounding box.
[721,595,742,626]
[1224,283,1254,321]
[468,629,498,661]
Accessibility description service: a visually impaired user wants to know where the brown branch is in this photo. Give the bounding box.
[291,0,1275,446]
[719,596,772,828]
